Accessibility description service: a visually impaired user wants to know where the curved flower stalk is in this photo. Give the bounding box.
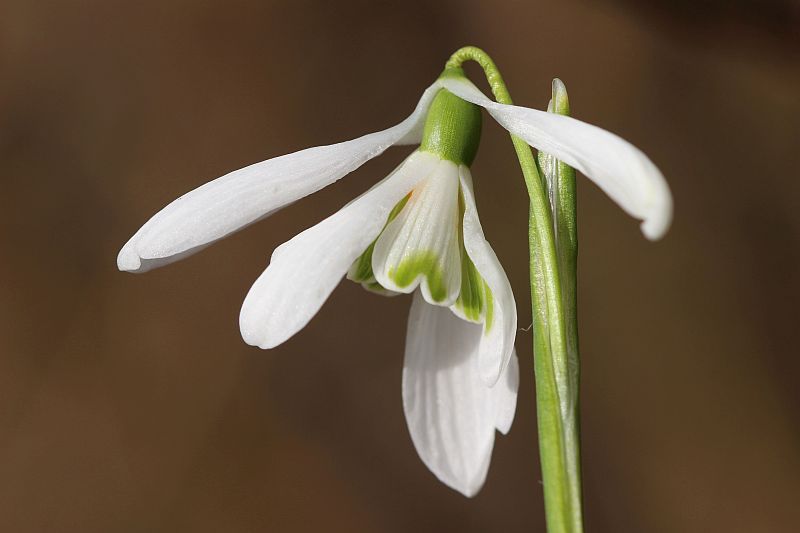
[118,47,672,505]
[438,46,671,533]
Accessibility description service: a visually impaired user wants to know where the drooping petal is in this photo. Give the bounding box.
[458,168,518,386]
[403,292,519,497]
[372,159,462,306]
[439,77,673,240]
[117,84,441,273]
[239,151,441,349]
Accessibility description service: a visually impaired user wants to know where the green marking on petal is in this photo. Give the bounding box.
[388,251,448,303]
[349,241,377,283]
[454,185,492,331]
[483,282,494,332]
[454,248,484,322]
[387,192,412,222]
[363,281,399,297]
[451,186,494,331]
[347,193,411,285]
[452,244,494,330]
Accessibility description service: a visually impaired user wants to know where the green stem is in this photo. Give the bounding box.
[539,83,582,531]
[445,46,583,533]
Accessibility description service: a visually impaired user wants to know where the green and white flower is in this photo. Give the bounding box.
[118,68,671,497]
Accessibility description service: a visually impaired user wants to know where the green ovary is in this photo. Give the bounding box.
[388,251,448,303]
[418,88,482,167]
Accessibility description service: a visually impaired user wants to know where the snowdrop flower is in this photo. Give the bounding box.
[119,82,518,496]
[118,66,671,496]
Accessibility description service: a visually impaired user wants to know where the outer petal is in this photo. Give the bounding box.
[239,151,441,349]
[459,168,518,386]
[403,292,519,497]
[117,84,440,273]
[372,159,462,306]
[439,77,673,240]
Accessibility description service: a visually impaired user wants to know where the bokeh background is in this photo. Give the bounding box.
[1,0,798,531]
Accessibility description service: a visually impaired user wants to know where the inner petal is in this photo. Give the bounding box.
[372,159,462,306]
[451,245,493,326]
[450,187,493,326]
[346,193,410,294]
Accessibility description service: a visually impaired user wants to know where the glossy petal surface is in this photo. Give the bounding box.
[372,159,462,306]
[440,77,672,240]
[458,168,518,386]
[403,293,519,497]
[118,84,440,272]
[239,151,440,349]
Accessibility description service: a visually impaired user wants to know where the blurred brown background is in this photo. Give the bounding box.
[1,0,799,531]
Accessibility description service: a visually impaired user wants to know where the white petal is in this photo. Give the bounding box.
[458,168,518,386]
[239,151,440,349]
[439,77,673,240]
[403,293,519,497]
[117,84,441,273]
[372,159,462,306]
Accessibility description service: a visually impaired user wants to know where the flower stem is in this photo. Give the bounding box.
[446,46,583,533]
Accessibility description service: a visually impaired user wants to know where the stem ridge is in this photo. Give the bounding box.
[445,46,583,533]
